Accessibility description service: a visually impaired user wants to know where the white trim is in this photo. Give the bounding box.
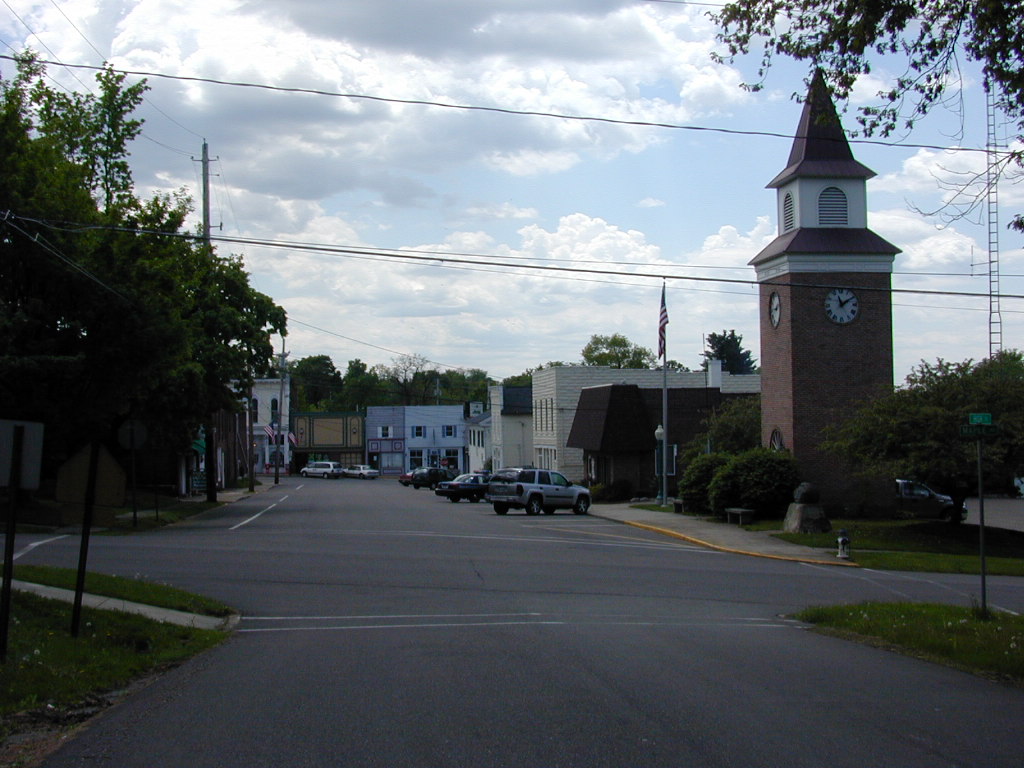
[755,253,894,281]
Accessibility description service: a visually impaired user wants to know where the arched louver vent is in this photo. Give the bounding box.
[782,192,795,231]
[818,186,848,226]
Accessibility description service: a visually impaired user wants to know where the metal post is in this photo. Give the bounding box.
[1,426,24,662]
[977,438,988,614]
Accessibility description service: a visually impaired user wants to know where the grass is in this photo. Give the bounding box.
[11,566,233,617]
[771,518,1024,576]
[798,602,1024,686]
[0,591,227,719]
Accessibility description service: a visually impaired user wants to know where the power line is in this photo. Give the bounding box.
[0,54,1005,160]
[12,212,1024,302]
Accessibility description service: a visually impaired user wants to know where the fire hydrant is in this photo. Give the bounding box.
[836,529,851,560]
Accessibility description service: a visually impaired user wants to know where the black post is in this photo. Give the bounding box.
[977,438,988,614]
[71,442,100,638]
[0,425,24,662]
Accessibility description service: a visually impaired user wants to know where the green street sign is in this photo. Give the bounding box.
[961,424,1000,438]
[969,413,993,425]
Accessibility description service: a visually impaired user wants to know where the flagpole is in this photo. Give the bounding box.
[659,281,669,507]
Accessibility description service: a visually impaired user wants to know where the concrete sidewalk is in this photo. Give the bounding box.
[12,580,236,630]
[589,503,858,567]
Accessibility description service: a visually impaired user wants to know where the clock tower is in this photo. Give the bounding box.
[751,71,900,511]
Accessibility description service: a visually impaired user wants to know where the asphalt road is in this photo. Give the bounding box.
[12,477,1024,767]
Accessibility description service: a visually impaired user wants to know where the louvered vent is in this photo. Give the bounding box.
[782,192,795,231]
[818,187,848,225]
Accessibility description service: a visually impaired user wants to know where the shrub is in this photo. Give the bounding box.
[707,448,800,518]
[678,453,731,516]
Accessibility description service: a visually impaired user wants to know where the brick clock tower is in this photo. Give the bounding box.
[751,71,900,511]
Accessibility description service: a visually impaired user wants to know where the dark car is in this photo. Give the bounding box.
[409,466,457,489]
[435,473,489,503]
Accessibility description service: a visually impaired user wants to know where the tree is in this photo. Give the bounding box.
[581,334,656,369]
[702,330,757,375]
[503,362,565,387]
[291,356,344,411]
[0,54,284,470]
[684,396,762,464]
[825,350,1024,498]
[712,0,1024,230]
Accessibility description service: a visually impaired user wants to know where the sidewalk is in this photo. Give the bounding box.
[589,503,858,567]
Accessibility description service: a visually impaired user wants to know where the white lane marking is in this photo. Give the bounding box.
[230,503,277,530]
[237,614,798,633]
[245,612,544,621]
[12,535,70,560]
[322,529,711,552]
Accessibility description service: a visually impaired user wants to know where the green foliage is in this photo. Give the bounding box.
[580,333,656,369]
[712,0,1024,230]
[684,396,761,464]
[291,355,344,411]
[707,448,800,517]
[702,330,757,374]
[0,54,285,464]
[678,452,731,516]
[825,351,1024,496]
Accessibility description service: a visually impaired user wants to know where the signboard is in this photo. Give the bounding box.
[969,413,993,425]
[0,420,44,490]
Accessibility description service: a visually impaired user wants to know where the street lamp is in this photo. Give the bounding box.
[654,424,665,506]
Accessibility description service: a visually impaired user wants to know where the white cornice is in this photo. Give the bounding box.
[754,253,895,281]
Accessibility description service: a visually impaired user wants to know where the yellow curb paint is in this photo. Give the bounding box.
[621,520,861,568]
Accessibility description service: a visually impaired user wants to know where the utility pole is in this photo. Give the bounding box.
[200,140,218,503]
[275,336,288,485]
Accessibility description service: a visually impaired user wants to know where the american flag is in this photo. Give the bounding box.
[288,432,297,446]
[264,425,276,441]
[658,283,669,359]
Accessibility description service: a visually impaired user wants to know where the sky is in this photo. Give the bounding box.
[2,0,1021,383]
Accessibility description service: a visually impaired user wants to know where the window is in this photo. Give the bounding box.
[250,397,258,415]
[411,425,425,438]
[818,186,848,226]
[270,397,279,425]
[379,426,391,438]
[443,425,456,438]
[782,192,795,231]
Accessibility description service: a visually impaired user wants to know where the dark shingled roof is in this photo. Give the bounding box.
[767,70,875,189]
[567,385,653,452]
[749,227,900,267]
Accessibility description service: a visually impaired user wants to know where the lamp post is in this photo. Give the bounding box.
[654,424,665,506]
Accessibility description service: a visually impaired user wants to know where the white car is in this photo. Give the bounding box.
[300,461,344,479]
[343,464,379,479]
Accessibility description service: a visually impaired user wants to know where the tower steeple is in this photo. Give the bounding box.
[767,69,875,189]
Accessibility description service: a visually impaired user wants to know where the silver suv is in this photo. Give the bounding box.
[486,467,590,516]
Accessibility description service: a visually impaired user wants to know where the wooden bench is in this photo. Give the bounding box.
[725,507,755,525]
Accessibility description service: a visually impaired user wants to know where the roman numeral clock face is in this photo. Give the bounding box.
[824,288,859,324]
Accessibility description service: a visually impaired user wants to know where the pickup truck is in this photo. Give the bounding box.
[894,479,966,523]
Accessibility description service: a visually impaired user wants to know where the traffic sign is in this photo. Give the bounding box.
[969,413,992,425]
[960,424,1000,438]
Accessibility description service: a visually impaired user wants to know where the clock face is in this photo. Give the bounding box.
[768,292,781,328]
[824,287,859,324]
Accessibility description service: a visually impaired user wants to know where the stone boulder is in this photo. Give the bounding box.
[783,502,832,534]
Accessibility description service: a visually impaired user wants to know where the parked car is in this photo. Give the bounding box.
[300,461,344,479]
[398,471,414,486]
[486,467,590,515]
[409,466,457,489]
[342,464,379,479]
[895,479,966,523]
[435,473,489,503]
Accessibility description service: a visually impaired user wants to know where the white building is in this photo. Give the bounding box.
[488,385,533,471]
[250,376,292,472]
[366,405,467,475]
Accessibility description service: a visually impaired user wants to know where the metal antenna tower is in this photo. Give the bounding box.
[986,82,1003,356]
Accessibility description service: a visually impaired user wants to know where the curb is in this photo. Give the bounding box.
[595,516,861,568]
